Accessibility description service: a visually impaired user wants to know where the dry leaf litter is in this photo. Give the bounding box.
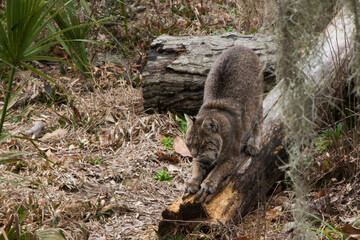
[1,1,359,239]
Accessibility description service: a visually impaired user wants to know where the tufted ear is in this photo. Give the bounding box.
[201,117,218,132]
[184,114,194,131]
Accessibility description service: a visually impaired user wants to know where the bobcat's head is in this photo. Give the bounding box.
[184,114,223,161]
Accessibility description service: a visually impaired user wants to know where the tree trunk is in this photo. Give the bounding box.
[157,6,355,237]
[142,33,276,115]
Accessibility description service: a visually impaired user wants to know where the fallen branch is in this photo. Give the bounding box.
[142,33,276,115]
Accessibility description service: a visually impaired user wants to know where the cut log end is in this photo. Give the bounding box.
[157,179,250,237]
[158,197,208,237]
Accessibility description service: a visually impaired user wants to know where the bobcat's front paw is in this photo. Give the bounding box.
[200,179,217,193]
[185,180,200,194]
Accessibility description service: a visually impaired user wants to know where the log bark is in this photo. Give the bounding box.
[157,6,355,237]
[142,33,276,115]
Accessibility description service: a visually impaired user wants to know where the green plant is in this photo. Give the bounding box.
[217,3,229,9]
[96,209,115,220]
[163,233,185,240]
[91,157,103,165]
[0,207,67,240]
[176,115,188,133]
[38,82,68,107]
[308,213,346,239]
[50,0,93,78]
[120,0,129,42]
[0,135,30,166]
[0,0,111,136]
[36,228,68,240]
[314,224,345,240]
[315,122,343,153]
[0,212,36,240]
[154,169,173,182]
[162,136,175,150]
[0,84,24,124]
[222,26,234,32]
[0,0,67,135]
[212,30,221,35]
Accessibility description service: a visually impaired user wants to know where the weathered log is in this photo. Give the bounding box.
[142,33,276,115]
[157,6,355,237]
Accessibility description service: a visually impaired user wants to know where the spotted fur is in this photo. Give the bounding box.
[184,46,263,194]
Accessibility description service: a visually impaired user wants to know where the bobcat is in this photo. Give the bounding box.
[184,45,263,195]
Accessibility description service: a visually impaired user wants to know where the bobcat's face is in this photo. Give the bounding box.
[185,115,223,161]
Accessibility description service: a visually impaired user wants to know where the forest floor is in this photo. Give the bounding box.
[1,1,360,239]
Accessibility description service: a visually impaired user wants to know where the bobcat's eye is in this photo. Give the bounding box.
[200,153,206,157]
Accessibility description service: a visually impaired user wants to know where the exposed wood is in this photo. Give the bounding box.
[158,6,355,237]
[142,33,276,115]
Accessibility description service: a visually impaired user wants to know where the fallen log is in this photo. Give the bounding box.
[157,5,355,237]
[141,33,276,115]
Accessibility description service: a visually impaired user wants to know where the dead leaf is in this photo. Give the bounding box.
[40,129,68,142]
[99,127,124,147]
[97,33,108,42]
[234,237,251,240]
[341,224,360,234]
[167,164,181,172]
[340,216,358,224]
[38,146,58,151]
[266,206,282,221]
[349,235,360,240]
[274,196,288,205]
[314,189,325,200]
[173,136,191,157]
[70,101,82,120]
[100,203,131,214]
[156,151,181,163]
[105,114,116,123]
[45,149,59,162]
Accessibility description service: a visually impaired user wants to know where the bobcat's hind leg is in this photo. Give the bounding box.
[245,108,262,156]
[253,107,262,150]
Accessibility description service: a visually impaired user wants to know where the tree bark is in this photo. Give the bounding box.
[157,6,355,237]
[142,33,276,115]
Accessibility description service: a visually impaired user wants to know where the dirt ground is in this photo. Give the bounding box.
[0,65,187,239]
[1,1,360,239]
[1,67,359,239]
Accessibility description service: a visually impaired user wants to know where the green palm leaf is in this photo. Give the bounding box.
[0,0,106,135]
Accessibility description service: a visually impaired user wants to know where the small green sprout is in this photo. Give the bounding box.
[176,115,188,133]
[315,122,342,153]
[91,157,103,165]
[162,136,175,150]
[154,169,173,182]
